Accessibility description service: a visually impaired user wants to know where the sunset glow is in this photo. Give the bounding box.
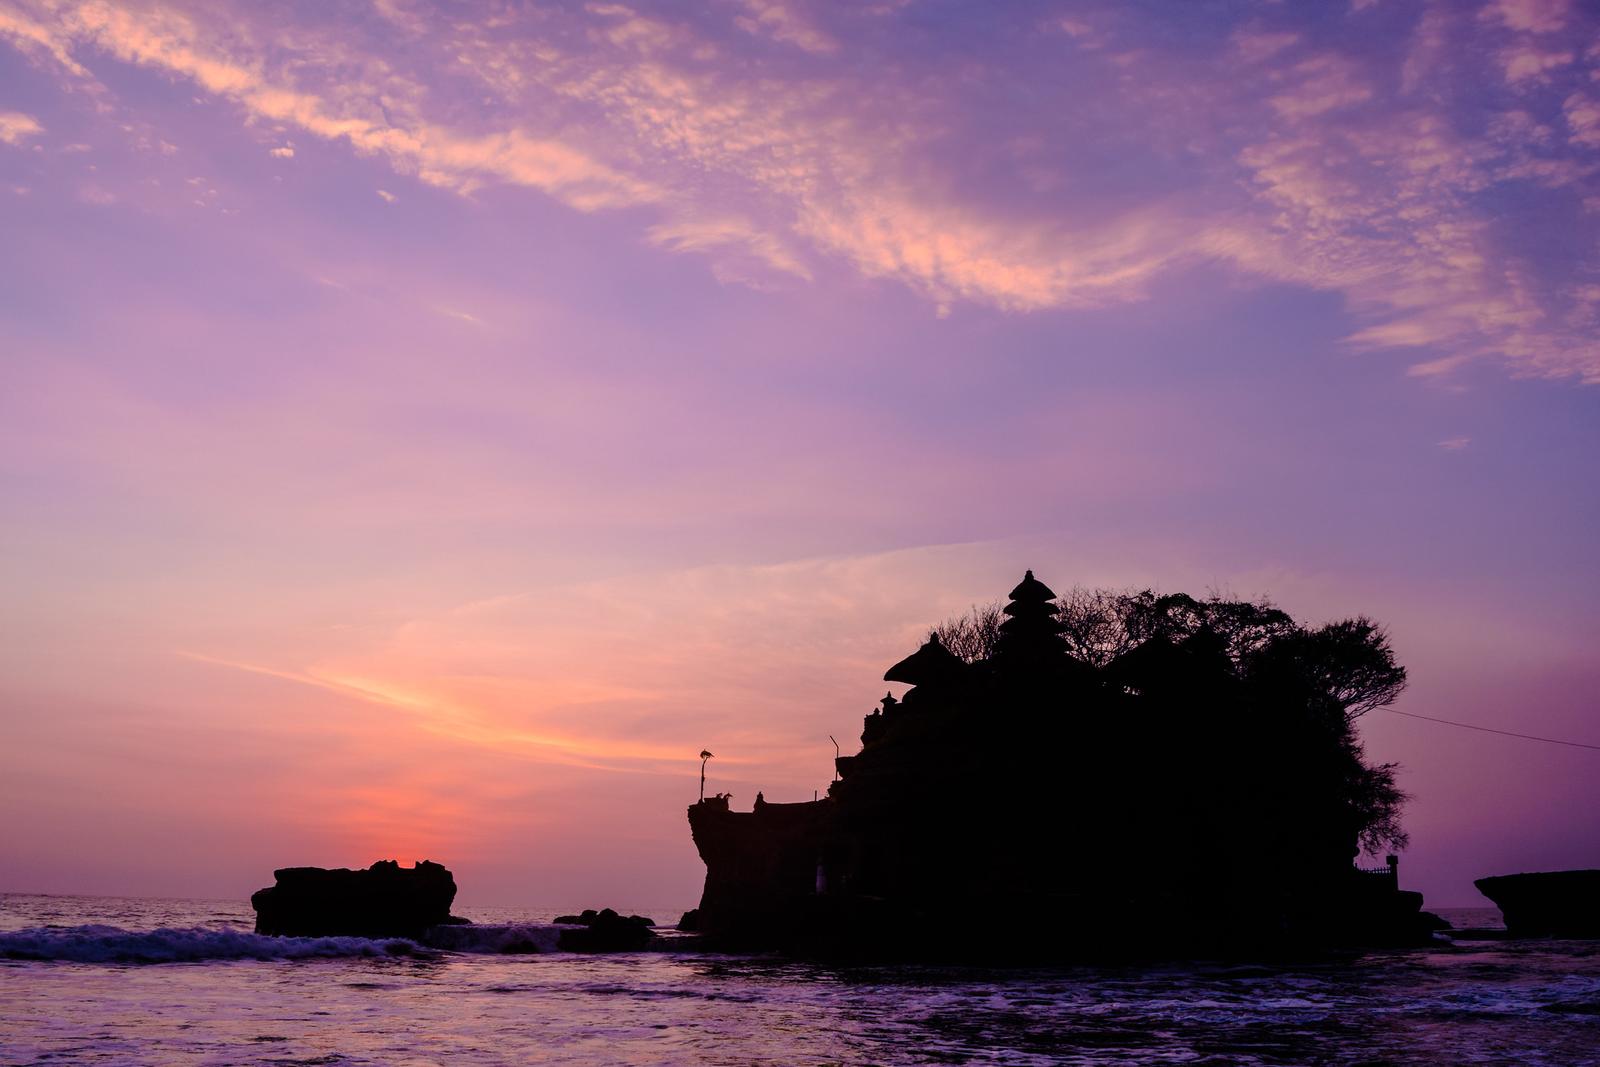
[3,0,1597,909]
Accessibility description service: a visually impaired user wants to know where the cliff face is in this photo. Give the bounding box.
[686,573,1431,959]
[687,798,832,942]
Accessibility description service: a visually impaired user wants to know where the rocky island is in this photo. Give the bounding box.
[251,860,464,938]
[1475,870,1600,937]
[689,572,1442,960]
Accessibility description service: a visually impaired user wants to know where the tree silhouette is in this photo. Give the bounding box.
[932,601,1003,662]
[934,588,1410,855]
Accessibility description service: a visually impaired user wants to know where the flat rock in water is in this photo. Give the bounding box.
[1475,870,1600,937]
[554,907,656,952]
[251,860,462,938]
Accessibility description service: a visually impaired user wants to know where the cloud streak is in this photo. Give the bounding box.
[174,650,690,772]
[4,0,1597,378]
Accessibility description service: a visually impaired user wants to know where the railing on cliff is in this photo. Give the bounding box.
[1356,854,1400,889]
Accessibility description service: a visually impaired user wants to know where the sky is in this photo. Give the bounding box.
[1,0,1597,911]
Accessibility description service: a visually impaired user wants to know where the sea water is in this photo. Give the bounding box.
[2,895,1597,1065]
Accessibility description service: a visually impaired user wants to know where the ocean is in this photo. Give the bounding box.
[2,895,1597,1065]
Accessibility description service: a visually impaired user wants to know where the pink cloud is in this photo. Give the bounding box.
[1564,91,1600,146]
[1481,0,1572,34]
[1499,42,1574,83]
[1269,54,1374,118]
[733,0,837,54]
[0,109,43,144]
[28,0,659,209]
[5,0,1597,380]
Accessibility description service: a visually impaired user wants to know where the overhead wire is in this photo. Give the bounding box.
[1379,708,1600,751]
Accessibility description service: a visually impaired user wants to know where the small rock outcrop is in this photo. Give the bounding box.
[1475,870,1600,937]
[554,908,656,952]
[251,860,462,937]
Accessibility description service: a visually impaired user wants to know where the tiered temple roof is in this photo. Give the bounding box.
[994,569,1066,661]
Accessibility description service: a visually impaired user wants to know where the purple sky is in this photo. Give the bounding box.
[2,0,1597,909]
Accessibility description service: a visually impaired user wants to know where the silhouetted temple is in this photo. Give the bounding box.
[688,571,1438,960]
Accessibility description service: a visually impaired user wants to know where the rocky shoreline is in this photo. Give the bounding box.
[241,857,1593,960]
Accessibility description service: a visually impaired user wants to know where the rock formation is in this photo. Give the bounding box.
[251,860,463,938]
[688,571,1436,960]
[554,908,656,952]
[1475,870,1600,937]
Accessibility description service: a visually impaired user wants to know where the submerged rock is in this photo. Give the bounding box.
[251,860,462,938]
[554,908,656,952]
[1476,870,1600,937]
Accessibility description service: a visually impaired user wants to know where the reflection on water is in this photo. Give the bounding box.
[2,897,1597,1066]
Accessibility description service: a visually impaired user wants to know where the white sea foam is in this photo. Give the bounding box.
[0,922,572,963]
[0,925,423,963]
[423,922,567,954]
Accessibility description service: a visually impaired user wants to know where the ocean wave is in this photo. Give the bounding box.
[0,922,585,963]
[0,925,426,963]
[422,923,567,954]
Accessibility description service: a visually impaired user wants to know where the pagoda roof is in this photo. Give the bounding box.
[1007,569,1057,602]
[883,632,965,686]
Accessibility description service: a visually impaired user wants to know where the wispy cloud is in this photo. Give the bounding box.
[0,109,43,145]
[1482,0,1572,34]
[733,0,837,54]
[1565,92,1600,147]
[433,306,482,327]
[0,4,89,75]
[8,0,657,208]
[3,0,1597,383]
[175,650,689,771]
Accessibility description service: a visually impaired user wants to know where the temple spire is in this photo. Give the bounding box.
[994,569,1066,661]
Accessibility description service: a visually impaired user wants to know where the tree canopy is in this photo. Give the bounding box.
[933,587,1410,854]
